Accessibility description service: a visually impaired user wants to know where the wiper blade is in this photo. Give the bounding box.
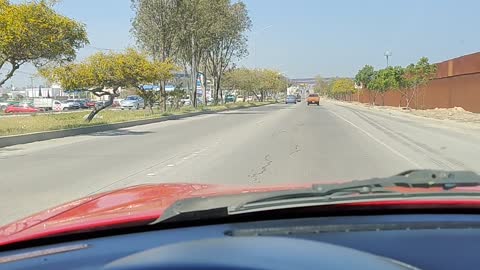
[152,170,480,225]
[314,169,480,191]
[231,170,480,214]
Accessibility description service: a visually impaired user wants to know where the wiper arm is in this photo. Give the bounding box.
[152,170,480,225]
[231,170,480,214]
[315,169,480,191]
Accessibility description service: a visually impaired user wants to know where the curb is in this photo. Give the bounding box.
[0,103,274,148]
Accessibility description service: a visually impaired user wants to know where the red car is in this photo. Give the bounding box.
[4,104,40,113]
[1,170,480,270]
[85,100,97,108]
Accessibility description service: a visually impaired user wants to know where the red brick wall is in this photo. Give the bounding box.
[350,52,480,112]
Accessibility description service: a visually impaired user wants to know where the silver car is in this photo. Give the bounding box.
[120,95,145,110]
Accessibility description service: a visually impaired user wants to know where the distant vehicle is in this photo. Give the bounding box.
[120,95,145,110]
[236,95,245,102]
[285,95,297,104]
[0,100,10,110]
[4,104,40,113]
[33,98,71,111]
[246,96,255,102]
[64,100,81,110]
[85,100,97,108]
[306,93,320,106]
[181,96,191,106]
[74,99,89,109]
[296,94,302,102]
[225,94,236,103]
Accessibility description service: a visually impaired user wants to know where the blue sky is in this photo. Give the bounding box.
[7,0,480,87]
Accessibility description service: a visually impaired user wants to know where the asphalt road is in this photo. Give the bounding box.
[2,100,480,226]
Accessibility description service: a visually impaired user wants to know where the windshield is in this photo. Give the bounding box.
[1,0,480,232]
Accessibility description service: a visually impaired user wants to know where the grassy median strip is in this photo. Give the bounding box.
[0,102,273,136]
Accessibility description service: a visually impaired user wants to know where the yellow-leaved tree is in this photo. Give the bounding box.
[40,49,176,122]
[0,0,88,86]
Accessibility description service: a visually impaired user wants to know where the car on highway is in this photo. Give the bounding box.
[285,94,297,104]
[3,170,480,270]
[120,95,145,110]
[4,104,40,113]
[296,94,302,102]
[306,93,320,106]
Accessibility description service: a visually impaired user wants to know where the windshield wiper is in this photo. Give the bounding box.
[152,170,480,224]
[230,170,480,214]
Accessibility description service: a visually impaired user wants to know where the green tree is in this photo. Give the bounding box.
[175,0,230,107]
[40,49,175,122]
[354,65,375,89]
[131,0,179,111]
[205,1,251,104]
[402,57,437,108]
[0,0,88,86]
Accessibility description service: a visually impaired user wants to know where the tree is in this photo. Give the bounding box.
[354,65,375,89]
[131,0,179,111]
[401,57,437,108]
[0,0,88,86]
[331,78,355,100]
[175,0,230,107]
[224,68,286,101]
[205,1,250,104]
[313,75,329,96]
[40,49,176,122]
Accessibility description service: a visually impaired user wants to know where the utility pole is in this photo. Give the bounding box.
[30,76,35,98]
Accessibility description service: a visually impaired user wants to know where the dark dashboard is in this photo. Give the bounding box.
[1,214,480,270]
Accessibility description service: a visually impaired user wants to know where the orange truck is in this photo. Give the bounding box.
[306,93,320,106]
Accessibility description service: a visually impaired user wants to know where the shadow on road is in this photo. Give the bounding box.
[89,130,154,137]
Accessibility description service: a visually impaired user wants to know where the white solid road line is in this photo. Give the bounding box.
[328,109,421,169]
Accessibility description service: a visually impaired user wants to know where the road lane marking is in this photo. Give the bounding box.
[329,110,421,168]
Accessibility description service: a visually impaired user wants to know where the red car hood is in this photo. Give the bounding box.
[2,183,480,247]
[0,183,310,247]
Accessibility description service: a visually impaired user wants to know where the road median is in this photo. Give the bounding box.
[0,102,274,148]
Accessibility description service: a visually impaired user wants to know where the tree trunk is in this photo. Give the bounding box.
[191,36,197,108]
[161,80,167,112]
[203,69,208,106]
[85,88,119,122]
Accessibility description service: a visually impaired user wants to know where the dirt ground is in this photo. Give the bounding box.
[339,100,480,124]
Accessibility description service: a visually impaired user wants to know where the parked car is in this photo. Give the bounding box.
[60,100,81,110]
[236,95,245,102]
[285,95,297,104]
[181,97,192,106]
[120,95,145,110]
[0,100,9,110]
[74,99,89,109]
[225,94,236,103]
[85,100,97,108]
[4,104,40,113]
[306,93,320,106]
